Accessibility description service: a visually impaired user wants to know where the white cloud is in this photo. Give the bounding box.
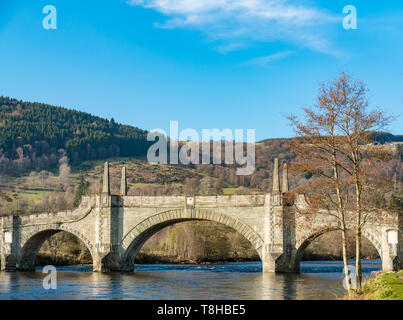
[127,0,338,54]
[243,50,295,66]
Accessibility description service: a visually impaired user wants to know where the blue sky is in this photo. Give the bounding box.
[0,0,402,141]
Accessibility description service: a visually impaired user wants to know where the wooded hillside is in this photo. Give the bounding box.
[0,96,150,175]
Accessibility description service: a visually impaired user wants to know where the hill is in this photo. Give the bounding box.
[371,132,403,144]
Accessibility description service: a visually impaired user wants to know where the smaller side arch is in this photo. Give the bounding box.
[292,227,383,273]
[292,227,339,272]
[18,226,95,271]
[362,229,383,258]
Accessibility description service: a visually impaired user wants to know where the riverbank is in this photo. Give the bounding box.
[36,252,259,266]
[134,252,259,264]
[36,250,380,267]
[344,271,403,300]
[36,253,91,266]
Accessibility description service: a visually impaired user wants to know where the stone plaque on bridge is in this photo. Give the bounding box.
[387,230,398,244]
[4,232,12,244]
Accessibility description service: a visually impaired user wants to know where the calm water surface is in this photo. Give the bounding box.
[0,260,381,300]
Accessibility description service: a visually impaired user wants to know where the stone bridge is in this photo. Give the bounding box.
[1,160,402,273]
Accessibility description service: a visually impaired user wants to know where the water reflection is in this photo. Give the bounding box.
[0,260,381,300]
[257,273,284,300]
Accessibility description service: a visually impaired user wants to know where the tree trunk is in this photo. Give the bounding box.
[342,227,352,291]
[354,163,363,293]
[332,151,351,291]
[355,227,362,292]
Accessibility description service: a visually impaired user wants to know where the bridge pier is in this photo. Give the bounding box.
[92,251,109,272]
[261,160,296,273]
[1,216,21,271]
[382,255,398,272]
[381,228,402,272]
[1,254,18,271]
[262,250,282,273]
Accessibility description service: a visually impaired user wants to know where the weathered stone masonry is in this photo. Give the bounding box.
[1,160,401,273]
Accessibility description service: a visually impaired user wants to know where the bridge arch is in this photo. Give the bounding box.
[18,225,95,271]
[291,227,383,272]
[120,208,264,271]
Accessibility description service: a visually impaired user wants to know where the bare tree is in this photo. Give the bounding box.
[289,71,394,292]
[288,85,354,289]
[46,232,66,264]
[328,72,392,291]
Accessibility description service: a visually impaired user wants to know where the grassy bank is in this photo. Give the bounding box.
[344,271,403,300]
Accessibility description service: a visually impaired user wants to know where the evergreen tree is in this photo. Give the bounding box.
[73,174,90,208]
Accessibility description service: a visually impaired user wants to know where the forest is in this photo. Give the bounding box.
[0,96,150,175]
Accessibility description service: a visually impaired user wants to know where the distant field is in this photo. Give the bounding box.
[222,187,239,195]
[10,189,54,202]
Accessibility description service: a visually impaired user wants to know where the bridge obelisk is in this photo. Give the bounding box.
[120,167,127,196]
[102,162,110,195]
[272,158,280,204]
[282,163,289,193]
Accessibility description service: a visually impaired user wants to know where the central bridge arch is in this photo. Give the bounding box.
[120,208,265,271]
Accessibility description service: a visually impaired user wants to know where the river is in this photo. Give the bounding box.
[0,260,381,300]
